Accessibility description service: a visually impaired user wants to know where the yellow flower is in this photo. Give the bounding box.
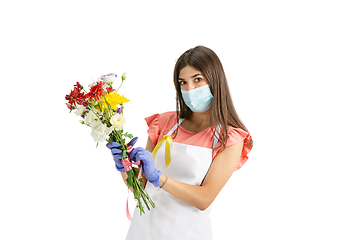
[100,92,130,111]
[118,95,130,105]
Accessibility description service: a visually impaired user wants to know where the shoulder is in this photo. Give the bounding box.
[145,111,177,127]
[145,111,178,146]
[213,125,252,171]
[226,125,252,146]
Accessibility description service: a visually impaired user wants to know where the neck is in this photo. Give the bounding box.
[187,107,212,129]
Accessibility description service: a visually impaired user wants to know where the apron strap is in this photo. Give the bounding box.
[212,124,221,149]
[166,118,185,135]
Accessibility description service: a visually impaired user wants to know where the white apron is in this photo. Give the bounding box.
[126,119,219,240]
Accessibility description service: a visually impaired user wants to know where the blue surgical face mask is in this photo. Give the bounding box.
[181,85,213,113]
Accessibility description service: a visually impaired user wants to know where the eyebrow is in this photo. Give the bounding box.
[178,74,202,81]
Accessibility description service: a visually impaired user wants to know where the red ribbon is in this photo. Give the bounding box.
[121,144,142,221]
[121,145,142,179]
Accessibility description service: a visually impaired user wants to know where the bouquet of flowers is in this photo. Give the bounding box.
[65,73,155,219]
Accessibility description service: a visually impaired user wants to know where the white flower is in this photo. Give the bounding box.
[101,73,117,85]
[88,80,100,88]
[91,123,114,142]
[110,113,126,130]
[74,105,86,116]
[84,111,101,128]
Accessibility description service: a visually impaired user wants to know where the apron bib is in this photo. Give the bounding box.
[126,119,219,240]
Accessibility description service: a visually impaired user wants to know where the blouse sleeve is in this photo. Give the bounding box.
[145,113,161,147]
[145,111,177,147]
[213,127,253,171]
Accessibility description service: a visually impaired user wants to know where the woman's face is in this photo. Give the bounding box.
[178,66,209,91]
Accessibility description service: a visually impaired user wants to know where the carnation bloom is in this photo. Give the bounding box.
[110,113,126,130]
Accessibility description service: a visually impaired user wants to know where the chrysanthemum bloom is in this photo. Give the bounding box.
[100,92,130,112]
[65,82,86,112]
[118,95,130,105]
[106,86,115,93]
[86,81,105,101]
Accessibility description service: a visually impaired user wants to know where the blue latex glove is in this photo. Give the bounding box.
[106,137,138,172]
[129,147,161,187]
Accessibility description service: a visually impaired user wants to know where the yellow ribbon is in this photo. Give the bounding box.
[152,135,173,168]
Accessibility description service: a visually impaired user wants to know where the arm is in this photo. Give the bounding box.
[160,140,244,211]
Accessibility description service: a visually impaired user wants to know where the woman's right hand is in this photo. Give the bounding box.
[129,147,161,187]
[106,137,138,172]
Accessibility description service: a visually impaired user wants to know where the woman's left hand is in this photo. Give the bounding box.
[129,147,161,187]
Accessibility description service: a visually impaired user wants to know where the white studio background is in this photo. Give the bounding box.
[1,1,359,239]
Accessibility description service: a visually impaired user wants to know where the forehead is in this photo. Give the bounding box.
[178,66,203,79]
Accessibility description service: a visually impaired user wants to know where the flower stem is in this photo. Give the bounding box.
[107,131,155,217]
[102,96,113,117]
[116,79,125,92]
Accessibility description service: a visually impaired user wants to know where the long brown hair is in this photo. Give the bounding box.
[173,46,253,151]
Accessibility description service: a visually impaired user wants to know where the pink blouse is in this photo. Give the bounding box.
[145,111,252,171]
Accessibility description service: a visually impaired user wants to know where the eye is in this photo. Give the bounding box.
[195,77,202,83]
[179,80,186,85]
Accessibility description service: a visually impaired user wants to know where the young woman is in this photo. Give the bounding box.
[107,46,253,239]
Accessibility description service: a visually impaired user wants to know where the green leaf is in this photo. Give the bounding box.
[124,132,133,139]
[126,173,133,189]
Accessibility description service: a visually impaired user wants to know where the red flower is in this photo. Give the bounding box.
[106,86,115,93]
[74,81,83,90]
[65,82,86,112]
[86,81,105,101]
